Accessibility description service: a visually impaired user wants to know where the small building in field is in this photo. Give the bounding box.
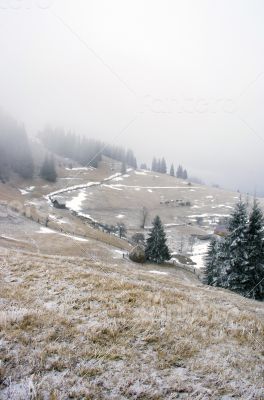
[51,198,67,210]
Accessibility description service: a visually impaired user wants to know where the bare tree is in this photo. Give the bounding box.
[117,223,127,238]
[132,233,145,245]
[140,207,148,229]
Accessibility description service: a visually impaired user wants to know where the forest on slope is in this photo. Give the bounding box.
[0,110,34,182]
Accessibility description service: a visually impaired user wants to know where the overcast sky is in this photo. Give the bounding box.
[0,0,263,194]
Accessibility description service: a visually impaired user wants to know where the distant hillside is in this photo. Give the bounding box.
[0,109,34,182]
[38,127,138,169]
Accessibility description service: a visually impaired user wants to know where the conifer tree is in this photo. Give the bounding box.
[223,199,249,293]
[157,159,161,173]
[140,163,147,170]
[204,237,218,285]
[170,164,175,177]
[121,160,127,175]
[244,200,264,299]
[183,169,188,180]
[160,157,167,174]
[145,216,171,263]
[176,165,183,178]
[151,157,157,172]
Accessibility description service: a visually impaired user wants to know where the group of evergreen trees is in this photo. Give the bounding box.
[38,127,137,169]
[205,199,264,300]
[151,157,188,180]
[151,157,167,174]
[174,164,188,179]
[0,109,34,182]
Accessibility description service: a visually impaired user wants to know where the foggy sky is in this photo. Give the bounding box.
[0,0,263,194]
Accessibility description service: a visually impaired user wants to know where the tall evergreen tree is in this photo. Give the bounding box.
[145,216,171,263]
[160,157,167,174]
[151,157,157,172]
[223,199,249,293]
[244,200,264,299]
[183,169,188,180]
[205,238,230,287]
[204,237,218,285]
[157,159,161,173]
[176,165,183,178]
[121,160,127,175]
[170,164,175,177]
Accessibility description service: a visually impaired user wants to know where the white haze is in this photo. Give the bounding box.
[0,0,263,194]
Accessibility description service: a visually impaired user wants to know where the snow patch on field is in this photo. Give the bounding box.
[104,173,122,181]
[78,213,98,223]
[37,226,88,242]
[112,177,124,182]
[190,242,209,269]
[103,184,123,191]
[48,215,68,225]
[18,189,29,195]
[60,233,88,242]
[116,214,125,219]
[135,171,147,176]
[65,167,94,171]
[37,227,55,234]
[106,184,199,190]
[66,190,87,212]
[149,270,168,275]
[48,181,100,197]
[19,186,35,195]
[188,213,230,218]
[112,249,125,259]
[0,235,20,242]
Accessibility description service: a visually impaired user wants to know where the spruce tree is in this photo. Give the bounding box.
[157,159,161,173]
[204,237,218,285]
[183,169,188,180]
[224,199,249,294]
[151,157,157,172]
[145,216,171,263]
[244,200,264,299]
[176,165,183,178]
[170,164,175,177]
[160,157,167,174]
[121,160,127,174]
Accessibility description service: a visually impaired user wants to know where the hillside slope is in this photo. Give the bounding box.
[0,248,263,399]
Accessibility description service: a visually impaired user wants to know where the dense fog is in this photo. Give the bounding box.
[0,0,263,194]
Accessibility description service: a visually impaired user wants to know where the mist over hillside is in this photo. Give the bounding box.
[0,1,263,398]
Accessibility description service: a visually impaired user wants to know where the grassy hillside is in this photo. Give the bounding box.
[0,248,263,399]
[0,152,264,399]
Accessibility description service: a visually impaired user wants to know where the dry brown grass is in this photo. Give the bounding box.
[0,247,263,399]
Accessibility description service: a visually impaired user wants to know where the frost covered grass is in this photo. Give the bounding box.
[0,248,263,399]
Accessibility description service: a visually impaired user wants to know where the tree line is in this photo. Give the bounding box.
[38,127,138,169]
[151,156,188,179]
[0,109,34,182]
[205,198,264,300]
